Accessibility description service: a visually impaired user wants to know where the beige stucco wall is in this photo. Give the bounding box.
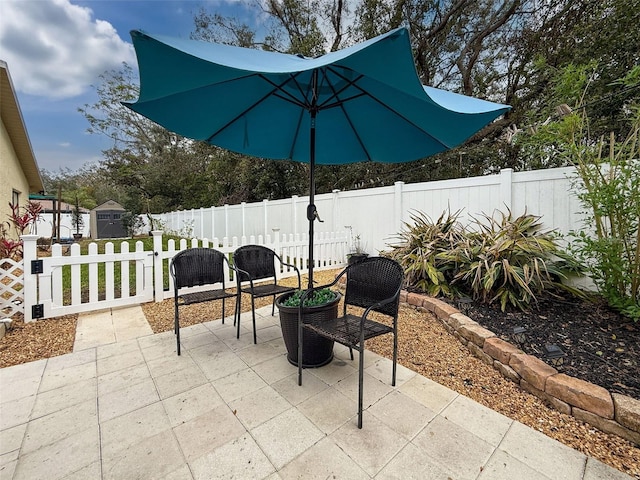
[0,118,30,239]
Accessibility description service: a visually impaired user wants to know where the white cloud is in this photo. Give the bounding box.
[0,0,135,99]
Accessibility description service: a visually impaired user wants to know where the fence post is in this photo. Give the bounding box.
[331,190,340,233]
[263,199,269,238]
[21,234,38,322]
[211,206,215,241]
[292,195,299,236]
[500,168,513,212]
[199,207,204,238]
[152,230,164,303]
[224,204,230,239]
[394,181,404,234]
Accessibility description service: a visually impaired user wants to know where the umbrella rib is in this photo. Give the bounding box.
[205,73,308,143]
[321,71,373,162]
[327,67,455,151]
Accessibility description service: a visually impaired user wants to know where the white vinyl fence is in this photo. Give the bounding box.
[2,230,348,322]
[2,166,586,322]
[153,166,585,255]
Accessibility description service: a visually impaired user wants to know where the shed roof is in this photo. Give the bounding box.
[92,200,126,211]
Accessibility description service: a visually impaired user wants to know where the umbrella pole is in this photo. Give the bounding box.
[307,70,319,291]
[307,109,317,291]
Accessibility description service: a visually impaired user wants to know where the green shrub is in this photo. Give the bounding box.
[386,209,466,298]
[452,211,585,311]
[387,208,584,311]
[281,288,338,307]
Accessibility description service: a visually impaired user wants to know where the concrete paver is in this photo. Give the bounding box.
[0,304,634,480]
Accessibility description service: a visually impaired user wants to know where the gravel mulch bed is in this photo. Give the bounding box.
[0,313,77,368]
[0,269,638,477]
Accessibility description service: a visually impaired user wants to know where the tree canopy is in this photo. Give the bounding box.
[70,0,639,214]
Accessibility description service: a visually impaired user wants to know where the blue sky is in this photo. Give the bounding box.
[0,0,261,173]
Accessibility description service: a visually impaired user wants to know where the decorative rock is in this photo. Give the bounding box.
[447,313,475,330]
[420,297,439,314]
[493,360,521,384]
[520,379,572,415]
[467,342,494,365]
[612,393,640,432]
[484,337,522,365]
[509,353,557,391]
[458,323,495,348]
[453,331,468,346]
[433,300,460,320]
[546,374,614,419]
[406,292,425,307]
[573,407,640,446]
[399,291,408,303]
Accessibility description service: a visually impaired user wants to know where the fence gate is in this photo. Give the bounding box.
[31,239,154,319]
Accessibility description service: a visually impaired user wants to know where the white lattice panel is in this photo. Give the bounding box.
[1,258,25,318]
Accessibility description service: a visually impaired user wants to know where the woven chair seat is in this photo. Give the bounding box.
[239,283,294,298]
[179,289,237,305]
[304,314,393,348]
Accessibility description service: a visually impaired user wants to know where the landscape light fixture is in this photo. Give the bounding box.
[543,344,566,367]
[457,296,473,315]
[512,326,527,346]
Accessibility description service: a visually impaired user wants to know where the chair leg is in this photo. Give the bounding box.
[271,295,276,316]
[358,345,364,429]
[236,294,242,339]
[392,330,398,387]
[349,347,354,361]
[221,298,226,325]
[298,312,303,386]
[251,295,257,344]
[174,305,181,356]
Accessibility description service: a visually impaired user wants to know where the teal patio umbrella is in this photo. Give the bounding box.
[124,27,510,288]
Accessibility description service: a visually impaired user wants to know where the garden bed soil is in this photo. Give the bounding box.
[441,294,639,401]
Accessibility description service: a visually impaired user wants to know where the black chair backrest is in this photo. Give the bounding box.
[344,257,404,317]
[170,248,227,289]
[234,245,277,283]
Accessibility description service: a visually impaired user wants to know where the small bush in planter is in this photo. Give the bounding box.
[281,288,338,308]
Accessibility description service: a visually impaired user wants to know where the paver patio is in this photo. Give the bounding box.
[0,305,632,479]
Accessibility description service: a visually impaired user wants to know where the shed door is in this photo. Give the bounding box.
[96,211,126,238]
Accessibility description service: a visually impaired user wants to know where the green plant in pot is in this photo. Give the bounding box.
[276,287,341,368]
[347,234,369,265]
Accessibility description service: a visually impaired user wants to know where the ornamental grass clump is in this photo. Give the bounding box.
[387,207,584,311]
[452,210,585,311]
[386,209,466,298]
[281,288,338,308]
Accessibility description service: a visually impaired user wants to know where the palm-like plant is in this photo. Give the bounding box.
[387,209,466,298]
[453,210,584,311]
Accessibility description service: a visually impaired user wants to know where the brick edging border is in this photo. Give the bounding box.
[401,291,640,446]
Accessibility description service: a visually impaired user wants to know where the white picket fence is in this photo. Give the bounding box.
[1,230,348,322]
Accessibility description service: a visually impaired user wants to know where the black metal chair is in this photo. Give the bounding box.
[233,244,300,344]
[170,248,239,355]
[297,256,404,428]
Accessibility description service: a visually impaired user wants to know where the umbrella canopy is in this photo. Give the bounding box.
[125,27,510,287]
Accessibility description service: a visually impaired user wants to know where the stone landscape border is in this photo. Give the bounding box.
[401,291,640,447]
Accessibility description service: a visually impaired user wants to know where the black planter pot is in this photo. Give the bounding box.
[276,291,341,368]
[347,253,369,265]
